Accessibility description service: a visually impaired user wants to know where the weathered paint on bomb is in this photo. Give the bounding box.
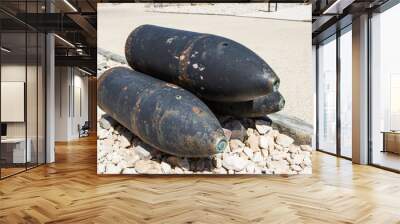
[125,24,280,102]
[205,91,285,118]
[97,66,227,157]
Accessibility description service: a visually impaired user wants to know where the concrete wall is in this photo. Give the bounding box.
[54,67,89,141]
[54,67,69,141]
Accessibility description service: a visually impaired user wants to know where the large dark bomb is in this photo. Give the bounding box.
[205,91,285,118]
[125,24,280,102]
[98,66,228,158]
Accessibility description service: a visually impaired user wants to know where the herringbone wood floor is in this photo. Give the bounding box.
[1,135,400,224]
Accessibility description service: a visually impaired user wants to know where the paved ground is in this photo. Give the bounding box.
[97,3,313,125]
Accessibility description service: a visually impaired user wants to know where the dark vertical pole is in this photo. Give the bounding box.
[36,0,39,167]
[367,11,373,164]
[25,0,28,171]
[336,29,341,157]
[88,77,90,132]
[382,133,386,152]
[59,68,62,117]
[72,68,75,118]
[316,44,320,150]
[44,0,47,164]
[68,69,71,118]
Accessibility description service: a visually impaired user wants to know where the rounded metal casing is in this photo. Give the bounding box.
[125,24,280,102]
[98,66,228,157]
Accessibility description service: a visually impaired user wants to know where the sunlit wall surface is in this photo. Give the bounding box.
[339,28,352,158]
[371,3,400,170]
[318,36,337,154]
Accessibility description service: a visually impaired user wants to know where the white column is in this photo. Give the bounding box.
[352,14,369,164]
[312,45,317,150]
[46,32,55,163]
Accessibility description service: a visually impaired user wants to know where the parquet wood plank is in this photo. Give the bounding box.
[0,135,399,223]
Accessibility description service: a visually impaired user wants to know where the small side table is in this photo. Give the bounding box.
[1,138,32,164]
[381,131,400,154]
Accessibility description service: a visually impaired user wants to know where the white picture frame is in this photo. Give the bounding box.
[1,81,25,122]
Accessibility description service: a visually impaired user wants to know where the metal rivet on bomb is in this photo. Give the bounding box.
[97,66,228,158]
[205,91,285,118]
[125,24,280,102]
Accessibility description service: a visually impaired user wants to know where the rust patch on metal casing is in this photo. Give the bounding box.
[97,66,227,157]
[125,24,281,102]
